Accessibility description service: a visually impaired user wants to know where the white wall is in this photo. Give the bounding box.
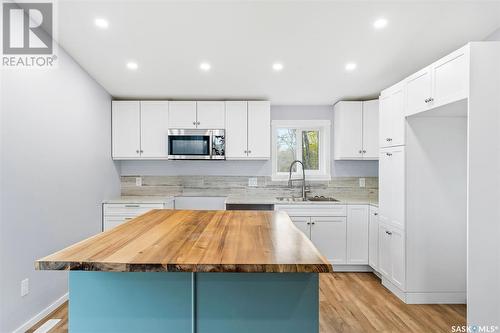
[120,105,379,177]
[485,27,500,41]
[0,48,121,331]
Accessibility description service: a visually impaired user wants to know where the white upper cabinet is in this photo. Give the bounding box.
[333,101,363,159]
[196,101,225,129]
[333,100,379,160]
[406,67,433,116]
[405,45,469,117]
[112,101,169,160]
[225,101,248,159]
[112,101,141,158]
[362,100,379,159]
[379,83,405,148]
[140,101,169,158]
[168,101,197,128]
[247,101,271,159]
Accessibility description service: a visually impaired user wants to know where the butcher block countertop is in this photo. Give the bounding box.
[35,210,333,273]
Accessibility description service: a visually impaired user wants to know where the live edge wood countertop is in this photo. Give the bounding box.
[35,210,333,273]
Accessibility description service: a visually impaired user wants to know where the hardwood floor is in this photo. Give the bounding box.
[27,273,466,333]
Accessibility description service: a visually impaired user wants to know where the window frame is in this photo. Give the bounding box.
[271,120,331,181]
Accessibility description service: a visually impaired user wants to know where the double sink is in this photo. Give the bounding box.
[276,196,339,203]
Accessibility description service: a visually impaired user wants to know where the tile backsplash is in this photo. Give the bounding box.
[121,176,378,202]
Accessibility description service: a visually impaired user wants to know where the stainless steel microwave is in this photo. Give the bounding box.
[167,129,225,160]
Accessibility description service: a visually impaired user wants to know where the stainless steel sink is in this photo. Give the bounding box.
[275,196,339,202]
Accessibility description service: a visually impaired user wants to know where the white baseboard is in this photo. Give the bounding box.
[405,292,466,304]
[381,277,407,303]
[332,264,373,272]
[12,293,68,333]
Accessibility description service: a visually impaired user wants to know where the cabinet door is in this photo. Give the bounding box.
[140,101,169,158]
[310,217,346,264]
[368,207,379,270]
[196,101,225,129]
[362,100,379,159]
[379,94,392,148]
[378,148,392,222]
[112,101,141,159]
[346,205,369,264]
[432,47,469,108]
[390,89,405,146]
[225,101,248,159]
[247,101,270,159]
[290,216,311,239]
[333,101,363,160]
[406,67,432,116]
[378,223,391,278]
[168,101,197,128]
[390,227,405,290]
[390,146,405,230]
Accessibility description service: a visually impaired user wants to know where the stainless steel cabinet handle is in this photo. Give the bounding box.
[248,150,252,154]
[428,97,434,102]
[244,150,248,154]
[374,212,378,216]
[311,222,315,225]
[125,204,140,208]
[140,150,144,153]
[192,121,196,125]
[386,152,392,156]
[359,150,363,154]
[136,150,140,154]
[386,231,392,235]
[363,150,367,153]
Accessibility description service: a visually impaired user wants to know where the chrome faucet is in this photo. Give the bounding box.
[288,160,309,200]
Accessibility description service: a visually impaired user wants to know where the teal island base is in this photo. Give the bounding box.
[69,271,319,333]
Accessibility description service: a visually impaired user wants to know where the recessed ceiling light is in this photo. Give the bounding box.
[126,62,138,70]
[373,18,388,29]
[200,62,211,71]
[94,18,109,29]
[345,62,357,71]
[272,62,284,71]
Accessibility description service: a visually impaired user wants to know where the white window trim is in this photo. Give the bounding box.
[271,120,331,181]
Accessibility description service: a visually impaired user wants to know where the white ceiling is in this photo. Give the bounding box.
[56,1,500,105]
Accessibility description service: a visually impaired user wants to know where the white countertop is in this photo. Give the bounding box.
[224,195,378,207]
[103,196,175,204]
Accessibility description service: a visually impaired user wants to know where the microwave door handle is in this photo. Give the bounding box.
[209,132,213,159]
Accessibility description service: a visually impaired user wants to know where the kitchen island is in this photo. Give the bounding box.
[36,209,332,333]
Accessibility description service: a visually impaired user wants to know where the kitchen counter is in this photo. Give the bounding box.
[102,196,174,204]
[36,209,332,273]
[225,195,378,207]
[36,209,329,332]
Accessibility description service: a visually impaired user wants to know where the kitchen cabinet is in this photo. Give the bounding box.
[247,101,271,159]
[378,223,405,290]
[140,101,169,158]
[405,45,469,117]
[225,101,270,160]
[379,146,405,230]
[290,216,311,238]
[112,101,168,159]
[102,200,173,231]
[333,100,379,160]
[225,101,248,159]
[169,101,225,129]
[112,101,141,158]
[368,206,379,271]
[346,205,369,264]
[168,101,197,128]
[196,101,225,129]
[379,83,405,148]
[311,217,347,264]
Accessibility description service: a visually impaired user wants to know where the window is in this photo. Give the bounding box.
[272,120,331,181]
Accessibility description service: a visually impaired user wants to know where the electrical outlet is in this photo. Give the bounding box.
[21,278,29,297]
[359,178,366,188]
[135,177,142,187]
[248,177,258,187]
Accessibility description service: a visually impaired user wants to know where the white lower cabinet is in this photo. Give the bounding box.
[346,205,369,264]
[378,222,405,290]
[368,206,379,271]
[102,200,174,231]
[277,204,371,269]
[311,217,347,264]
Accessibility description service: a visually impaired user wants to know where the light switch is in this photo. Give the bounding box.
[359,178,366,188]
[21,278,29,297]
[135,177,142,187]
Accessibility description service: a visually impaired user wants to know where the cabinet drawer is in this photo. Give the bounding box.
[103,216,135,231]
[103,203,164,216]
